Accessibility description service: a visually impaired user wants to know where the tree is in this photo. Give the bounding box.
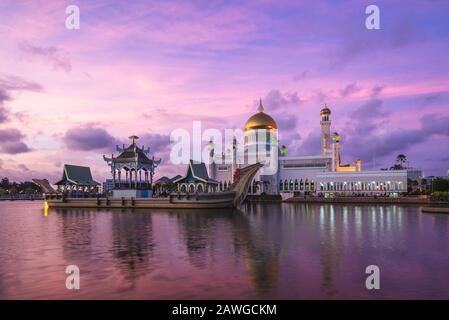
[432,178,449,192]
[390,164,404,170]
[1,177,10,189]
[396,154,407,167]
[389,154,408,170]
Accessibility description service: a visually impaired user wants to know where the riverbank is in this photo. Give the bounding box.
[246,194,282,202]
[283,196,449,206]
[0,195,44,201]
[421,207,449,214]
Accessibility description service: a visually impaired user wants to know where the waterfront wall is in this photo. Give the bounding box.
[246,194,283,202]
[0,195,44,201]
[284,196,449,205]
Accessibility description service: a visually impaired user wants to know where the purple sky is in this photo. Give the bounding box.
[0,0,448,182]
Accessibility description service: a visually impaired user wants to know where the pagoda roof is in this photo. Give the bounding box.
[54,164,100,186]
[173,160,219,185]
[154,176,171,185]
[154,175,183,185]
[170,174,182,182]
[113,142,154,164]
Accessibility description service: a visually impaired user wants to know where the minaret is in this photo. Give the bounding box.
[207,139,215,179]
[320,105,332,156]
[231,136,237,182]
[332,132,341,171]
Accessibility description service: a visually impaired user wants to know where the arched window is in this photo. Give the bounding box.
[180,184,187,192]
[284,180,288,190]
[299,179,303,191]
[305,179,309,191]
[197,184,203,193]
[294,179,298,191]
[310,179,315,191]
[189,184,195,193]
[289,179,293,191]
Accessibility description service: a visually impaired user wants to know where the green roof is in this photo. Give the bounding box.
[54,164,100,186]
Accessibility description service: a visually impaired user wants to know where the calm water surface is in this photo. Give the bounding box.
[0,201,448,299]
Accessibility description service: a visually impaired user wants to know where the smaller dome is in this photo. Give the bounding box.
[320,106,331,116]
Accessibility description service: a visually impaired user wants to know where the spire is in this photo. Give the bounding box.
[258,97,264,113]
[128,135,139,144]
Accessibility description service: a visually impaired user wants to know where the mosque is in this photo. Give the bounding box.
[207,100,410,197]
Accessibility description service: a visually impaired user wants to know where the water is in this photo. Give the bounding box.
[0,201,448,299]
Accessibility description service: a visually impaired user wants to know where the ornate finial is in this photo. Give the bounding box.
[207,139,215,151]
[332,132,341,142]
[128,135,139,144]
[258,98,264,112]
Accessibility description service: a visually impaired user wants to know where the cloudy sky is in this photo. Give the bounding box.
[0,0,448,182]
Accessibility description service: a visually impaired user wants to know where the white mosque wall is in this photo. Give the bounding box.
[214,165,233,184]
[316,170,408,194]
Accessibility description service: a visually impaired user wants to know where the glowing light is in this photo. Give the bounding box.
[43,201,49,217]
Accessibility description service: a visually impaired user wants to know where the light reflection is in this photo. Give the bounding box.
[320,205,325,226]
[355,206,362,245]
[386,206,392,233]
[371,207,377,244]
[43,201,49,217]
[380,207,384,233]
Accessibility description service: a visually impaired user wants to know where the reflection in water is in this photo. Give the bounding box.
[230,206,280,292]
[171,208,280,292]
[57,208,94,257]
[171,210,220,270]
[111,212,155,282]
[0,202,448,299]
[318,205,343,299]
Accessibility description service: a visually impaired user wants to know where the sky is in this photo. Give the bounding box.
[0,0,448,182]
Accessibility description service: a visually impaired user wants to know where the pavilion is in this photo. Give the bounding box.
[103,135,161,198]
[54,164,100,196]
[153,175,181,196]
[174,160,219,193]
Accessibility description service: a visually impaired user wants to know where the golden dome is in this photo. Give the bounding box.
[244,99,278,131]
[320,105,331,116]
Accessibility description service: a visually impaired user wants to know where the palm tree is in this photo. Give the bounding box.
[396,154,407,167]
